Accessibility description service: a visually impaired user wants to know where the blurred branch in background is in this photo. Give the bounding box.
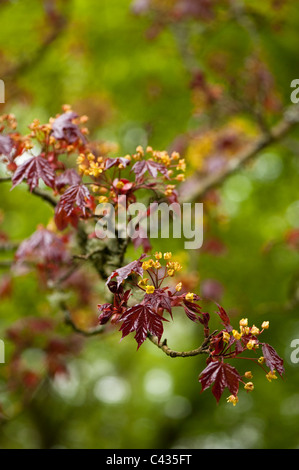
[1,0,72,82]
[180,104,299,202]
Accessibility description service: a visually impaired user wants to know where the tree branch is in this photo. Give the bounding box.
[62,302,105,337]
[180,104,299,202]
[1,1,72,81]
[148,330,217,358]
[31,188,57,207]
[0,241,19,252]
[0,260,13,269]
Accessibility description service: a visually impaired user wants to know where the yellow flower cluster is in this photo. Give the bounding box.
[142,259,162,271]
[227,395,239,406]
[131,146,186,195]
[229,318,269,345]
[266,370,277,382]
[77,153,104,177]
[166,260,182,277]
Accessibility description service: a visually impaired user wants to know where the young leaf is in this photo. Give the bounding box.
[262,343,285,377]
[56,184,91,216]
[216,304,231,329]
[199,360,242,402]
[106,254,147,289]
[51,112,86,144]
[55,169,81,190]
[12,155,55,191]
[132,160,169,179]
[118,303,167,348]
[183,299,202,322]
[144,288,173,317]
[105,157,131,170]
[0,135,13,156]
[15,227,69,265]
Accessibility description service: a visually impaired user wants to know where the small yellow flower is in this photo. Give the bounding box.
[98,196,108,204]
[115,181,125,190]
[167,269,175,277]
[165,189,173,197]
[175,282,182,292]
[244,371,253,379]
[76,154,85,165]
[136,145,144,155]
[239,318,248,328]
[78,164,87,175]
[171,151,180,160]
[176,159,186,172]
[244,382,254,392]
[240,326,250,335]
[266,370,277,382]
[246,339,258,350]
[138,278,148,288]
[227,395,239,406]
[258,356,265,364]
[142,261,150,270]
[232,329,242,341]
[251,325,260,335]
[154,261,162,269]
[223,331,230,343]
[154,252,162,260]
[175,174,185,182]
[145,285,155,294]
[185,292,195,301]
[164,252,172,260]
[262,321,269,329]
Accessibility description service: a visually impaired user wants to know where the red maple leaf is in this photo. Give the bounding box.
[105,157,131,170]
[15,227,69,265]
[54,206,80,230]
[12,155,55,191]
[98,287,131,325]
[144,288,173,317]
[199,360,242,402]
[216,304,232,331]
[56,184,91,216]
[132,160,169,179]
[118,303,167,348]
[55,169,81,190]
[262,343,285,377]
[183,299,202,322]
[51,112,86,144]
[106,254,147,289]
[0,134,13,156]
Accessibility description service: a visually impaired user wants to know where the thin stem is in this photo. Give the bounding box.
[148,330,217,358]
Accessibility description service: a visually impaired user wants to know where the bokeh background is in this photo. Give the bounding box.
[0,0,299,449]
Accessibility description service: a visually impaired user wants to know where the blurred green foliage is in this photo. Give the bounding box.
[0,0,299,449]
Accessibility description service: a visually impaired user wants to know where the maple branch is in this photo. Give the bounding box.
[1,1,72,82]
[180,104,299,202]
[0,260,13,268]
[0,175,57,207]
[62,302,105,337]
[0,241,19,252]
[31,188,57,207]
[148,330,217,358]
